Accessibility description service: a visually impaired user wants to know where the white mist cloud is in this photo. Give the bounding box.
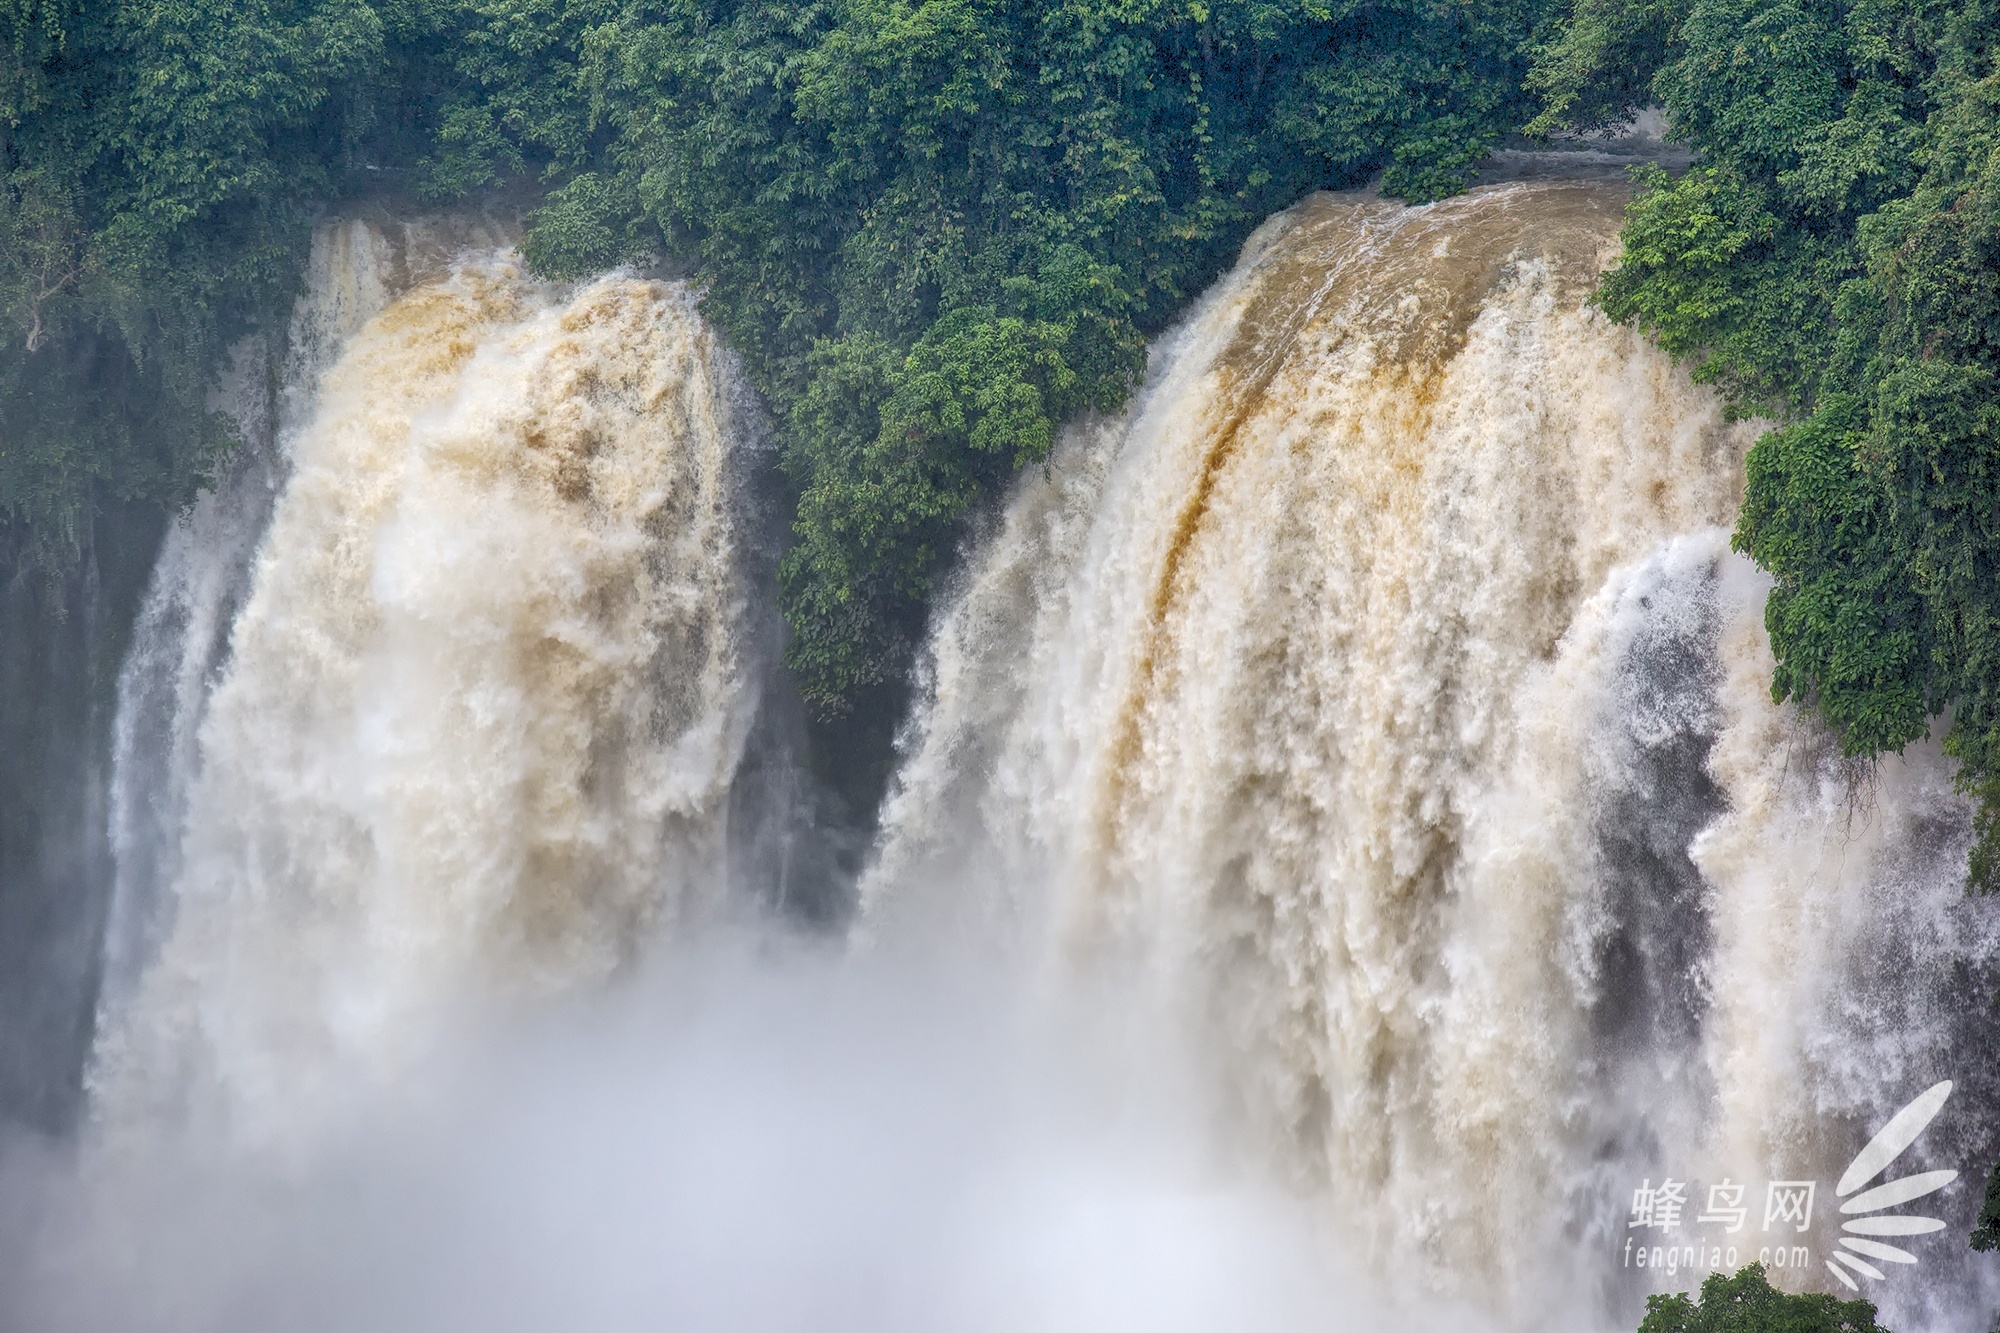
[0,930,1453,1333]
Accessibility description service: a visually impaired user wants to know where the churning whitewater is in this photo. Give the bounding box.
[10,180,1993,1333]
[866,181,1999,1328]
[94,233,756,1146]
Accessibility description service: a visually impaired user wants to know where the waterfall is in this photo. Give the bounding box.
[9,181,1992,1333]
[103,217,412,1022]
[93,233,759,1146]
[866,181,2000,1328]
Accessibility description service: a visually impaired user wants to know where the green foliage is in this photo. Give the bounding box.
[403,0,615,199]
[1,0,1560,709]
[0,0,600,553]
[1563,0,2000,888]
[1973,1157,2000,1251]
[1638,1265,1888,1333]
[0,0,389,547]
[517,170,646,276]
[1597,162,1855,413]
[556,0,1556,707]
[1526,0,1681,134]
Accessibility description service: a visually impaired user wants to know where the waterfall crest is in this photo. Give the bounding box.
[94,243,757,1145]
[866,181,1999,1325]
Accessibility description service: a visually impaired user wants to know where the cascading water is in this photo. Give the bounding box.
[866,180,2000,1328]
[8,178,1997,1333]
[103,216,421,1023]
[92,229,760,1146]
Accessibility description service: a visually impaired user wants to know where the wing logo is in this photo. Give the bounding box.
[1824,1080,1957,1292]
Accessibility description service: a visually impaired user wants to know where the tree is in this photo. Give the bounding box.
[1,0,1563,711]
[1638,1265,1889,1333]
[557,0,1555,708]
[1554,0,2000,888]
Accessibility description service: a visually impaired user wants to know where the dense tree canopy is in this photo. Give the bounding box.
[553,0,1553,703]
[9,0,2000,847]
[1537,0,2000,886]
[1637,1265,1888,1333]
[1,0,1555,705]
[0,0,380,561]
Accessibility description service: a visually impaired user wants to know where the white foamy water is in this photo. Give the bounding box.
[104,217,421,1017]
[9,184,1993,1333]
[865,182,2000,1328]
[92,241,756,1147]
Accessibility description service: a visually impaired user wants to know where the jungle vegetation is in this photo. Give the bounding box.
[1541,0,2000,889]
[0,0,1550,708]
[1637,1265,1888,1333]
[5,0,2000,885]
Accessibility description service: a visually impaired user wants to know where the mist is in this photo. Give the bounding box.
[0,926,1431,1333]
